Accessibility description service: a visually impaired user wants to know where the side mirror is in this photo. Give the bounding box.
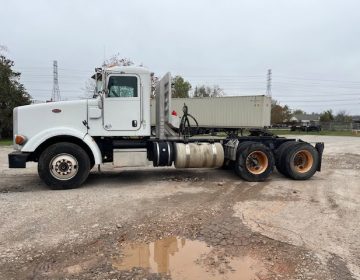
[97,91,104,109]
[92,87,105,97]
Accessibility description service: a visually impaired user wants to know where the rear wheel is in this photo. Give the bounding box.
[38,142,90,189]
[283,143,319,180]
[275,141,300,175]
[234,142,274,182]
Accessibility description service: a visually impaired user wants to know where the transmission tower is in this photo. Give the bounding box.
[51,60,61,102]
[266,69,272,97]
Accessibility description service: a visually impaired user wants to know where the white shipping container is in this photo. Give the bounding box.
[150,95,271,128]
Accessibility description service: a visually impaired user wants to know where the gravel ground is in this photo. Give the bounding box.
[0,135,359,279]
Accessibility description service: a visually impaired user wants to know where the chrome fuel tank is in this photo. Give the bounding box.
[174,142,224,168]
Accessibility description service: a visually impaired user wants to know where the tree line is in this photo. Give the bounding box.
[0,52,224,138]
[271,100,354,124]
[84,54,223,99]
[0,51,355,138]
[0,46,31,138]
[172,76,223,98]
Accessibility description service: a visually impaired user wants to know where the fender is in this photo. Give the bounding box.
[21,127,103,164]
[82,134,102,164]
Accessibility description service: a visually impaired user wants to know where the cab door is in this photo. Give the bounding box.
[103,75,141,131]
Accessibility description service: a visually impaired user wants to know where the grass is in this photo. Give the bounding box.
[268,129,360,137]
[0,139,12,146]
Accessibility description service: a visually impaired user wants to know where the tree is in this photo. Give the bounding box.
[82,54,135,98]
[193,85,224,97]
[335,110,352,123]
[172,76,191,98]
[193,86,206,97]
[293,109,305,115]
[0,46,31,138]
[82,54,161,99]
[211,85,224,97]
[271,99,292,124]
[103,53,134,67]
[319,110,334,122]
[81,78,96,99]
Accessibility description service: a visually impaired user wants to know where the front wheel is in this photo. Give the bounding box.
[38,142,91,189]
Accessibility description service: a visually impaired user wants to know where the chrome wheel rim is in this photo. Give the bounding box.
[49,153,78,180]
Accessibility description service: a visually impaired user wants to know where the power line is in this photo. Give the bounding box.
[275,75,360,84]
[285,103,359,107]
[273,92,360,97]
[13,67,360,83]
[26,89,81,93]
[277,99,360,103]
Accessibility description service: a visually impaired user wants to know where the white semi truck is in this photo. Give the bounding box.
[8,66,324,189]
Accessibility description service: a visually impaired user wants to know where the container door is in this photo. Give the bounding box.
[103,75,141,131]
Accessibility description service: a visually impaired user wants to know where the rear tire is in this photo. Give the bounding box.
[38,142,90,190]
[283,143,319,180]
[275,141,300,176]
[234,142,274,182]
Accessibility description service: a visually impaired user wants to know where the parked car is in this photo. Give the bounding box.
[291,124,321,132]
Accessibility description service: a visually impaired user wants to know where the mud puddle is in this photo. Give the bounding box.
[113,236,267,280]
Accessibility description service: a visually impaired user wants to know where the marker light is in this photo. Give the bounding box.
[15,135,26,145]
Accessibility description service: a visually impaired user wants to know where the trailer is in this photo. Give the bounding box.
[8,66,324,189]
[150,95,271,133]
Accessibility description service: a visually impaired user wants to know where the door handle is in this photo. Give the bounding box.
[132,120,137,127]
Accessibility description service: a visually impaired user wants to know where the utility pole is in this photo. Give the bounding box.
[51,60,61,102]
[266,69,272,97]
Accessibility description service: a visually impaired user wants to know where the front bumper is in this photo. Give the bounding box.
[8,152,30,168]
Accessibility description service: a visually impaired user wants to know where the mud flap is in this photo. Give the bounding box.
[315,142,324,171]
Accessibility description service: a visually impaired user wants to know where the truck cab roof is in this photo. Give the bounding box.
[91,66,151,79]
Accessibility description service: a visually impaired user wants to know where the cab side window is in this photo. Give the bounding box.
[108,76,138,98]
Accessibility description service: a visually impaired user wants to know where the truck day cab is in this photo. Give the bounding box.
[9,66,324,189]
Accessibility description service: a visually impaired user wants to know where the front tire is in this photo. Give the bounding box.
[38,142,90,189]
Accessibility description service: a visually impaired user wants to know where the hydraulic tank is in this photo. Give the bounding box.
[174,142,224,168]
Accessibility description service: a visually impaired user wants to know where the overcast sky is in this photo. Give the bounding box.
[1,0,360,114]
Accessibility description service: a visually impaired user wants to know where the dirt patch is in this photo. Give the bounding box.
[1,136,360,279]
[0,186,333,280]
[323,153,360,170]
